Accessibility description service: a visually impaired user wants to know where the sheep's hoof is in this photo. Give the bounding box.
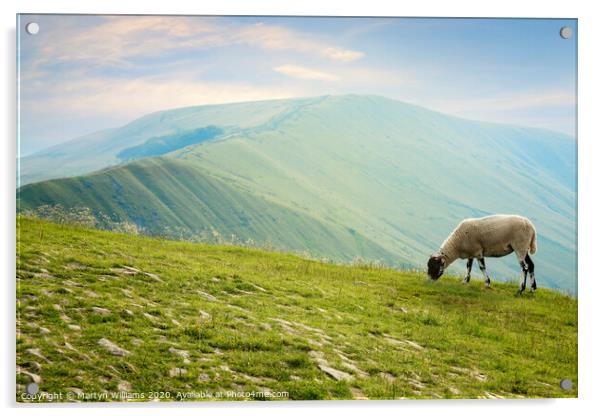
[462,277,470,284]
[485,283,491,289]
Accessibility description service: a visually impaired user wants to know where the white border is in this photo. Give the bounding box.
[3,1,601,415]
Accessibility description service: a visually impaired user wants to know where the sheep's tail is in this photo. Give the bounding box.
[529,230,537,255]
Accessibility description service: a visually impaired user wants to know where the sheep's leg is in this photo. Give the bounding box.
[525,254,536,292]
[477,258,491,288]
[463,258,473,283]
[518,260,529,294]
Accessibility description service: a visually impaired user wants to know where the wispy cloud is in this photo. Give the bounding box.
[235,23,364,62]
[25,16,364,72]
[274,64,339,81]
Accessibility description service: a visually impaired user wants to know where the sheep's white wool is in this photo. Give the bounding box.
[439,215,537,265]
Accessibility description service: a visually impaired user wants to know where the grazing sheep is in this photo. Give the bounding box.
[427,215,537,293]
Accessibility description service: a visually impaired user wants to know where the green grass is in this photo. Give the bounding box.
[16,217,577,402]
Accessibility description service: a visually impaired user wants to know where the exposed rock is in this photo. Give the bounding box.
[32,272,54,278]
[168,347,191,364]
[26,348,50,363]
[404,339,425,351]
[198,373,210,382]
[249,283,267,292]
[309,350,353,381]
[199,310,211,319]
[131,338,143,346]
[450,366,487,382]
[68,324,81,331]
[220,365,233,373]
[317,364,353,381]
[111,266,140,276]
[197,291,217,301]
[122,266,141,273]
[383,334,425,351]
[68,387,84,396]
[64,262,86,270]
[143,272,163,282]
[408,379,426,389]
[351,387,369,400]
[118,380,132,391]
[169,367,188,378]
[473,372,487,382]
[337,355,368,377]
[98,338,130,356]
[64,342,78,352]
[379,372,396,383]
[17,366,41,383]
[259,322,272,331]
[39,327,51,334]
[92,306,110,315]
[268,318,298,335]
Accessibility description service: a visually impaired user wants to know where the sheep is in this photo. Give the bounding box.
[427,214,537,294]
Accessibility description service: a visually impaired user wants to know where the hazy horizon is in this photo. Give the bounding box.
[20,92,577,158]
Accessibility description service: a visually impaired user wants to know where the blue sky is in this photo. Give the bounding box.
[18,15,576,156]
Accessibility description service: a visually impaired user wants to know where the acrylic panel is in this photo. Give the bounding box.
[16,14,577,402]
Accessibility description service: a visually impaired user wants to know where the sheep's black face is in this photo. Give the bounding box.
[427,255,445,280]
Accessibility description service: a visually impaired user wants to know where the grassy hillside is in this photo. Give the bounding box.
[18,95,577,292]
[18,158,394,264]
[17,218,577,401]
[176,95,576,291]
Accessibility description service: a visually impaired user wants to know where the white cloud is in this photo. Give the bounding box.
[25,16,364,72]
[274,64,339,81]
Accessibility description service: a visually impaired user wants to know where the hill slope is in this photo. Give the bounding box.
[18,95,577,292]
[173,95,576,290]
[16,218,577,401]
[19,97,324,185]
[18,157,394,263]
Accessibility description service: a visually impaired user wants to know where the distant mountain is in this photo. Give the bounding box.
[17,95,577,292]
[19,97,321,185]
